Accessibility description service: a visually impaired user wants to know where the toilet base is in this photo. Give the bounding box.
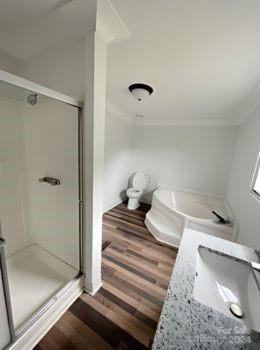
[127,197,140,210]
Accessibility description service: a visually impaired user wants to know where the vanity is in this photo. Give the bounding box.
[152,228,260,349]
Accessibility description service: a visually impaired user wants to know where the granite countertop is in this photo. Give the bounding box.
[152,229,260,350]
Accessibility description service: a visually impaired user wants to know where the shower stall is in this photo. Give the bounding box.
[0,71,83,349]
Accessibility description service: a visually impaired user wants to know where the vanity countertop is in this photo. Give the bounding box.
[152,228,260,350]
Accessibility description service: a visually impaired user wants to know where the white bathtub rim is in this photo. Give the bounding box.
[147,185,238,243]
[155,184,237,234]
[157,183,224,199]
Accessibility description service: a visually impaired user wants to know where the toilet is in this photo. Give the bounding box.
[126,172,147,210]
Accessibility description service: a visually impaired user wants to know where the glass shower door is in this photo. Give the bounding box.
[0,237,14,349]
[0,79,81,336]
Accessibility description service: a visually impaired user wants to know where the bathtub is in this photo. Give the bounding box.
[145,186,238,247]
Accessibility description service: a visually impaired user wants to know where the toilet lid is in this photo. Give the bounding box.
[132,172,146,190]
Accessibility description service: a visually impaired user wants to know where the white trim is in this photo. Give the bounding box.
[103,196,126,213]
[9,277,83,350]
[235,80,260,126]
[239,107,260,127]
[84,274,102,296]
[106,100,135,125]
[106,101,241,127]
[236,111,256,126]
[0,69,82,108]
[250,151,260,202]
[135,118,240,127]
[84,281,102,296]
[236,106,260,126]
[97,0,131,44]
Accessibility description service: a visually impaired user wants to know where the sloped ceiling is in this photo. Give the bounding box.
[0,0,96,59]
[0,0,73,34]
[1,0,260,126]
[107,0,260,125]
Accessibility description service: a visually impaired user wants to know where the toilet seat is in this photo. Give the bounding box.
[126,172,147,210]
[132,172,146,190]
[127,187,143,198]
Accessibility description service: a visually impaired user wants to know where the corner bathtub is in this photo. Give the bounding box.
[145,187,238,247]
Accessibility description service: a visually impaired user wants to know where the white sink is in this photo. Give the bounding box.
[193,245,260,332]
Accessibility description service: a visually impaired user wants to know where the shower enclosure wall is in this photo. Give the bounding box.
[0,72,83,349]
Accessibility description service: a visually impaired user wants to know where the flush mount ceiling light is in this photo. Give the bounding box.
[129,83,153,101]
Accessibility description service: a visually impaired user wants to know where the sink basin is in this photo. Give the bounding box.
[193,245,260,332]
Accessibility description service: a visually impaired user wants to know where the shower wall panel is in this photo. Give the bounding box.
[20,99,79,269]
[0,97,29,256]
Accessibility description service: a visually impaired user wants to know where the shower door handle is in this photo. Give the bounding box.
[39,177,61,186]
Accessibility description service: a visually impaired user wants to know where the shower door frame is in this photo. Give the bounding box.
[0,69,84,342]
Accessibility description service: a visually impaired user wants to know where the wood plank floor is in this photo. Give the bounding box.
[35,202,178,350]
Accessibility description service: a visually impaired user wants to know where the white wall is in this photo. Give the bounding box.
[226,112,260,249]
[133,126,238,200]
[103,110,134,211]
[102,121,238,209]
[0,97,28,256]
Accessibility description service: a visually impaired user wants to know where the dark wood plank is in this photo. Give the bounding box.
[70,297,148,349]
[98,287,158,329]
[35,202,177,349]
[41,326,77,350]
[102,240,111,251]
[101,270,162,314]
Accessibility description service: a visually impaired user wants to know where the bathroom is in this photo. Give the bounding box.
[0,1,260,349]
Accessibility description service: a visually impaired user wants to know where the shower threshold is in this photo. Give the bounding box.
[6,244,78,330]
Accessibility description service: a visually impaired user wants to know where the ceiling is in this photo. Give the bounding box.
[0,0,96,59]
[1,0,260,125]
[0,0,73,34]
[107,0,260,125]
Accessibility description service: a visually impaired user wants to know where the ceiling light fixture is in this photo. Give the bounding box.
[129,83,153,101]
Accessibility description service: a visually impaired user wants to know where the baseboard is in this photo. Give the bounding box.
[103,195,152,213]
[103,196,126,213]
[83,272,102,295]
[84,281,102,296]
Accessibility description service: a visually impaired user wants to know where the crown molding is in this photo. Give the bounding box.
[135,118,240,127]
[106,101,241,127]
[97,0,131,44]
[233,79,260,126]
[239,107,260,127]
[106,100,136,125]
